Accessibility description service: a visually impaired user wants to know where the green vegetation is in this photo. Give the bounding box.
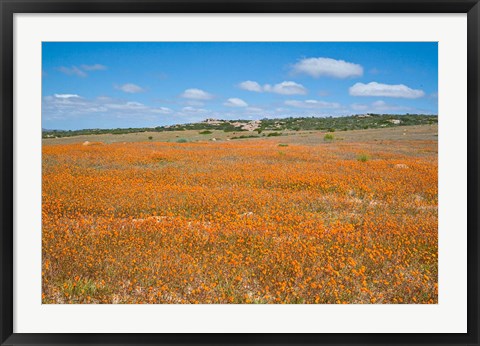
[278,143,289,147]
[43,114,438,139]
[176,138,188,143]
[357,154,370,162]
[267,132,282,137]
[230,135,259,140]
[324,134,334,142]
[61,278,99,298]
[148,136,153,140]
[199,130,213,135]
[257,114,436,132]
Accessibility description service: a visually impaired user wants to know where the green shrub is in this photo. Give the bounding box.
[176,138,188,143]
[267,132,281,137]
[230,135,259,140]
[278,143,289,147]
[199,130,213,135]
[148,136,153,140]
[357,154,369,162]
[324,134,334,142]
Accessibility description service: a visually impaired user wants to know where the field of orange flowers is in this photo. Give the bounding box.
[42,134,437,304]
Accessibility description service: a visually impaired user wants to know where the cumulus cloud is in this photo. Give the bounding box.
[181,88,214,100]
[349,82,425,98]
[80,64,107,71]
[292,57,363,78]
[58,66,87,78]
[285,99,341,109]
[239,80,307,95]
[264,81,307,95]
[224,98,248,107]
[238,81,263,92]
[115,83,145,94]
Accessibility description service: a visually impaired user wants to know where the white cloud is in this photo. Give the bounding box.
[372,100,388,107]
[224,98,248,107]
[43,94,172,119]
[285,99,341,109]
[350,100,411,113]
[151,107,172,114]
[43,94,91,117]
[181,88,213,100]
[57,64,106,77]
[54,94,80,99]
[96,96,114,102]
[101,102,172,114]
[83,106,108,113]
[58,66,87,78]
[246,107,263,113]
[238,81,263,92]
[106,101,147,110]
[351,103,369,111]
[349,82,425,98]
[80,64,107,71]
[181,106,208,113]
[184,100,205,107]
[115,83,145,94]
[264,81,307,95]
[239,80,307,95]
[292,57,363,78]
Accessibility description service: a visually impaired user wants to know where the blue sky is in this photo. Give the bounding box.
[42,42,438,130]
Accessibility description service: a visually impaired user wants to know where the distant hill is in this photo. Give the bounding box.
[42,113,437,139]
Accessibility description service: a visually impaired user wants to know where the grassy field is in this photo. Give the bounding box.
[43,124,437,146]
[42,114,438,139]
[42,125,438,304]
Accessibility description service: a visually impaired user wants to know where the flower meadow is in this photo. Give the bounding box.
[42,136,437,304]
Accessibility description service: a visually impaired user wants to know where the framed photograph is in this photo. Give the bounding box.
[1,0,479,345]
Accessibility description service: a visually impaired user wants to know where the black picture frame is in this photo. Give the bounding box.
[1,0,479,345]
